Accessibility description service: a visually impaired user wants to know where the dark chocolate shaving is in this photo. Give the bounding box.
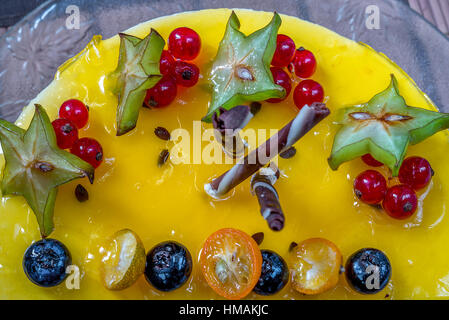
[154,126,171,141]
[212,106,253,159]
[251,170,285,231]
[251,232,264,245]
[289,242,298,252]
[279,146,296,159]
[158,149,169,167]
[205,102,330,198]
[250,102,262,116]
[75,184,89,202]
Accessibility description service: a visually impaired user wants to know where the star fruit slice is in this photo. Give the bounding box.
[0,105,94,237]
[108,30,165,136]
[328,75,449,176]
[202,11,285,122]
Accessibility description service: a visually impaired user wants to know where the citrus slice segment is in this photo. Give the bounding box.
[289,238,342,295]
[100,229,146,290]
[200,228,262,300]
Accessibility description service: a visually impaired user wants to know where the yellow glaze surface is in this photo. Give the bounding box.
[1,9,449,299]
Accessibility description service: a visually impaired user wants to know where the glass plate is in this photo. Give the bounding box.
[0,0,448,121]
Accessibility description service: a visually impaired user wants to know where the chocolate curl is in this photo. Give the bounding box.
[204,102,330,198]
[251,164,285,231]
[212,106,253,158]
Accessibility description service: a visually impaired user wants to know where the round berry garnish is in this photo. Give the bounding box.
[23,239,71,287]
[59,99,89,129]
[398,156,433,190]
[345,248,391,294]
[362,154,383,167]
[52,118,79,149]
[271,34,296,68]
[159,50,175,76]
[253,250,289,296]
[71,137,103,168]
[266,67,292,103]
[289,48,317,78]
[293,79,324,110]
[168,27,201,61]
[173,61,200,87]
[144,76,177,108]
[383,184,418,220]
[353,170,387,205]
[145,241,192,292]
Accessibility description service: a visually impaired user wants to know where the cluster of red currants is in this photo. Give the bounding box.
[52,99,103,169]
[144,27,201,108]
[354,154,434,220]
[267,34,324,109]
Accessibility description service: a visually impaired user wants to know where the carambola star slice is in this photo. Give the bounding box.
[328,75,449,176]
[109,30,165,136]
[203,11,285,122]
[0,105,94,237]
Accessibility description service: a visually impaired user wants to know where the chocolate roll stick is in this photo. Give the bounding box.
[212,106,253,158]
[251,164,285,231]
[205,103,330,198]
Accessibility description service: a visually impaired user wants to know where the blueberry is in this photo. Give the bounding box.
[253,250,289,295]
[145,241,192,292]
[23,238,71,287]
[345,248,391,294]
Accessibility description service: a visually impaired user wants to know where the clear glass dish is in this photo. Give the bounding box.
[0,0,448,122]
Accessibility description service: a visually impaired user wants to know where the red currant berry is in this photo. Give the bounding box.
[383,184,418,219]
[293,79,324,110]
[144,76,177,108]
[52,118,79,149]
[399,156,434,190]
[173,61,200,87]
[168,27,201,60]
[362,154,383,167]
[354,170,387,205]
[271,34,296,68]
[59,99,89,129]
[289,48,317,78]
[71,138,103,169]
[159,50,175,76]
[267,67,292,103]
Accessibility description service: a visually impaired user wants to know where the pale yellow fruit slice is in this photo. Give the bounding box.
[100,229,146,290]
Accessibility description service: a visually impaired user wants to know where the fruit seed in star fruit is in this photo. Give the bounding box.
[23,238,71,287]
[100,229,146,290]
[200,228,262,300]
[345,248,391,294]
[289,238,342,295]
